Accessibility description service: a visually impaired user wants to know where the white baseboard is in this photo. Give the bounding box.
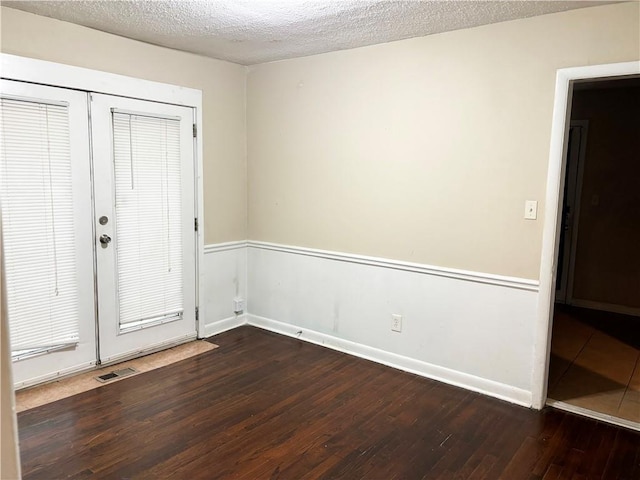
[570,299,640,318]
[203,314,247,338]
[247,314,533,407]
[547,399,639,432]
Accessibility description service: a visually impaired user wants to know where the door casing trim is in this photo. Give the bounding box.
[531,60,640,409]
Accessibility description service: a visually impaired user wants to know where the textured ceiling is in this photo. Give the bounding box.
[2,1,616,65]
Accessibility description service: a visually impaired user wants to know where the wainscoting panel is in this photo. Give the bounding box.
[202,242,247,337]
[247,242,539,406]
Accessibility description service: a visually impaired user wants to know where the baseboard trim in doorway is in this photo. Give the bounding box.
[15,340,218,412]
[569,299,640,318]
[547,399,640,432]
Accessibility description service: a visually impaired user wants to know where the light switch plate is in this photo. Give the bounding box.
[525,200,538,220]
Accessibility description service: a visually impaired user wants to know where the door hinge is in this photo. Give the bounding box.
[193,124,197,138]
[194,217,199,232]
[195,307,199,321]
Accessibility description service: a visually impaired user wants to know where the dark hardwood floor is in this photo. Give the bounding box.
[18,326,640,479]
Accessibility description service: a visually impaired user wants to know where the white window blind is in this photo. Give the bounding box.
[0,97,79,353]
[112,111,183,330]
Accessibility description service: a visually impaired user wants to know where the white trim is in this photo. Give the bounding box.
[532,61,640,410]
[203,314,247,338]
[247,314,532,407]
[570,299,640,318]
[247,241,538,291]
[547,399,639,432]
[1,54,202,108]
[195,107,205,337]
[204,241,248,254]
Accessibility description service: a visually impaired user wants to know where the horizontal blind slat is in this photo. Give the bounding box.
[112,112,183,327]
[0,98,80,351]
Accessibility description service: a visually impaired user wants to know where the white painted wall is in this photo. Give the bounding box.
[246,242,538,405]
[202,242,248,337]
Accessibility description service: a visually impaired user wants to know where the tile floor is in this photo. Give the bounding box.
[548,305,640,424]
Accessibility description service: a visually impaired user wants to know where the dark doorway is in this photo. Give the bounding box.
[547,77,640,426]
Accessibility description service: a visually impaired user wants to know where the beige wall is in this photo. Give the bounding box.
[571,85,640,308]
[2,4,638,276]
[247,2,640,279]
[0,6,247,244]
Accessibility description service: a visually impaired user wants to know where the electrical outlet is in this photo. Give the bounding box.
[233,297,245,314]
[391,314,402,333]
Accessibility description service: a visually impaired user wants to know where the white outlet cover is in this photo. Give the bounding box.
[233,298,245,312]
[391,314,402,333]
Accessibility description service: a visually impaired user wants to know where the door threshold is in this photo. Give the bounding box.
[15,339,217,412]
[14,361,97,392]
[547,399,640,432]
[99,333,198,367]
[14,335,196,391]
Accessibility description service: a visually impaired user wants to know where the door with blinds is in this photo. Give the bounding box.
[1,80,197,385]
[0,80,97,387]
[90,94,196,364]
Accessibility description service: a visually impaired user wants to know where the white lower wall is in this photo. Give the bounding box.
[247,242,540,406]
[202,240,540,406]
[202,242,248,336]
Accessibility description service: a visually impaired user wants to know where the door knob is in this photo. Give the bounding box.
[99,234,112,248]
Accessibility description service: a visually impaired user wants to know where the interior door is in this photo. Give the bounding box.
[0,80,97,388]
[90,94,197,364]
[556,123,586,304]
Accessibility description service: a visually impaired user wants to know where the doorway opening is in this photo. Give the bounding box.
[545,76,640,429]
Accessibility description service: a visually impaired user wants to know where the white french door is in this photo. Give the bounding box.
[1,80,97,388]
[90,94,196,364]
[1,81,198,386]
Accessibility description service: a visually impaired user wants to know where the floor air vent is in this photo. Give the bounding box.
[95,367,137,383]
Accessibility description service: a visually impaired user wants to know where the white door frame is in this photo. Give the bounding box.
[0,53,206,339]
[531,60,640,409]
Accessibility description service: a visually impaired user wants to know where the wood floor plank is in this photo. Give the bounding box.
[17,326,640,479]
